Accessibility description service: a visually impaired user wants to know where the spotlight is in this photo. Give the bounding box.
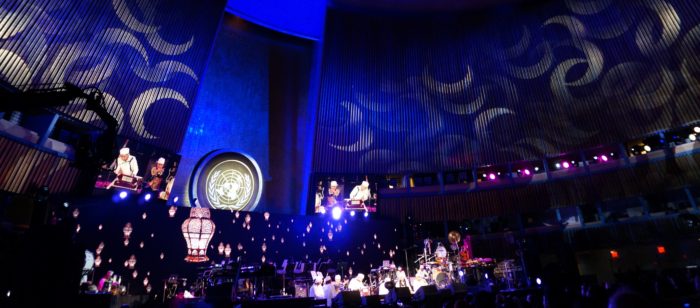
[523,169,531,176]
[6,290,10,298]
[144,193,151,201]
[600,155,608,162]
[534,167,539,172]
[555,163,561,169]
[694,126,700,133]
[119,191,128,199]
[484,273,489,279]
[536,278,542,285]
[562,162,570,169]
[364,211,369,218]
[173,196,179,203]
[332,206,342,220]
[643,145,651,152]
[488,173,496,180]
[690,134,697,141]
[458,270,464,277]
[63,202,69,208]
[350,210,356,217]
[593,156,598,160]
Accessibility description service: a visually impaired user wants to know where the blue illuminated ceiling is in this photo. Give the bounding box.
[224,0,524,40]
[225,0,328,40]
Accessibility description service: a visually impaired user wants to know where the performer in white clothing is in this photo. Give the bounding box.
[347,273,365,291]
[349,181,371,203]
[114,148,139,177]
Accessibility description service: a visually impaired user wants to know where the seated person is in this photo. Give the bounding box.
[347,273,365,291]
[309,277,326,299]
[325,181,341,206]
[114,148,139,177]
[349,181,371,204]
[146,157,166,191]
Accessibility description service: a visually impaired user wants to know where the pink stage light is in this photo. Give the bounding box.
[600,155,609,162]
[488,173,496,180]
[562,162,570,169]
[523,169,531,176]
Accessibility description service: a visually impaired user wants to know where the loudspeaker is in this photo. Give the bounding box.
[449,282,468,295]
[333,290,361,307]
[413,285,438,301]
[363,295,382,306]
[395,287,411,302]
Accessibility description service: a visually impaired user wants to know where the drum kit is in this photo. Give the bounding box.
[413,231,500,289]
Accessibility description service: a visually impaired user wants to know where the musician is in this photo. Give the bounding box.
[97,270,114,292]
[413,268,429,290]
[395,267,411,289]
[113,148,139,177]
[435,242,447,263]
[349,181,371,204]
[325,181,341,206]
[330,274,344,298]
[309,277,326,299]
[146,157,166,191]
[347,273,365,291]
[378,276,392,296]
[315,181,325,213]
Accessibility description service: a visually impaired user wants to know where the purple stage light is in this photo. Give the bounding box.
[119,191,128,199]
[562,162,570,169]
[488,173,496,180]
[523,169,531,176]
[600,155,608,162]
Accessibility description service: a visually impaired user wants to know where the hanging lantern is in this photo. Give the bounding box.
[235,211,240,219]
[245,214,251,224]
[224,244,232,258]
[160,253,164,260]
[72,208,80,218]
[328,230,334,241]
[261,255,266,263]
[132,270,138,279]
[75,224,81,233]
[181,207,216,263]
[169,206,177,218]
[97,242,104,255]
[95,256,102,267]
[142,212,147,220]
[128,254,137,269]
[146,284,152,293]
[139,241,144,249]
[143,277,149,287]
[123,223,133,239]
[264,212,270,221]
[218,242,225,255]
[237,243,243,251]
[261,243,267,253]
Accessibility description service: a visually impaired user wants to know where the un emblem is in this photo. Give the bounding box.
[191,151,262,211]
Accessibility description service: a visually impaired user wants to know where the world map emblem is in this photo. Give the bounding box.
[191,151,263,211]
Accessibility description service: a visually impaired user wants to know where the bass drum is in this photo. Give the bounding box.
[434,271,450,288]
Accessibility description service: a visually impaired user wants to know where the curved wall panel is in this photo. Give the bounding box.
[314,0,700,174]
[0,0,226,152]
